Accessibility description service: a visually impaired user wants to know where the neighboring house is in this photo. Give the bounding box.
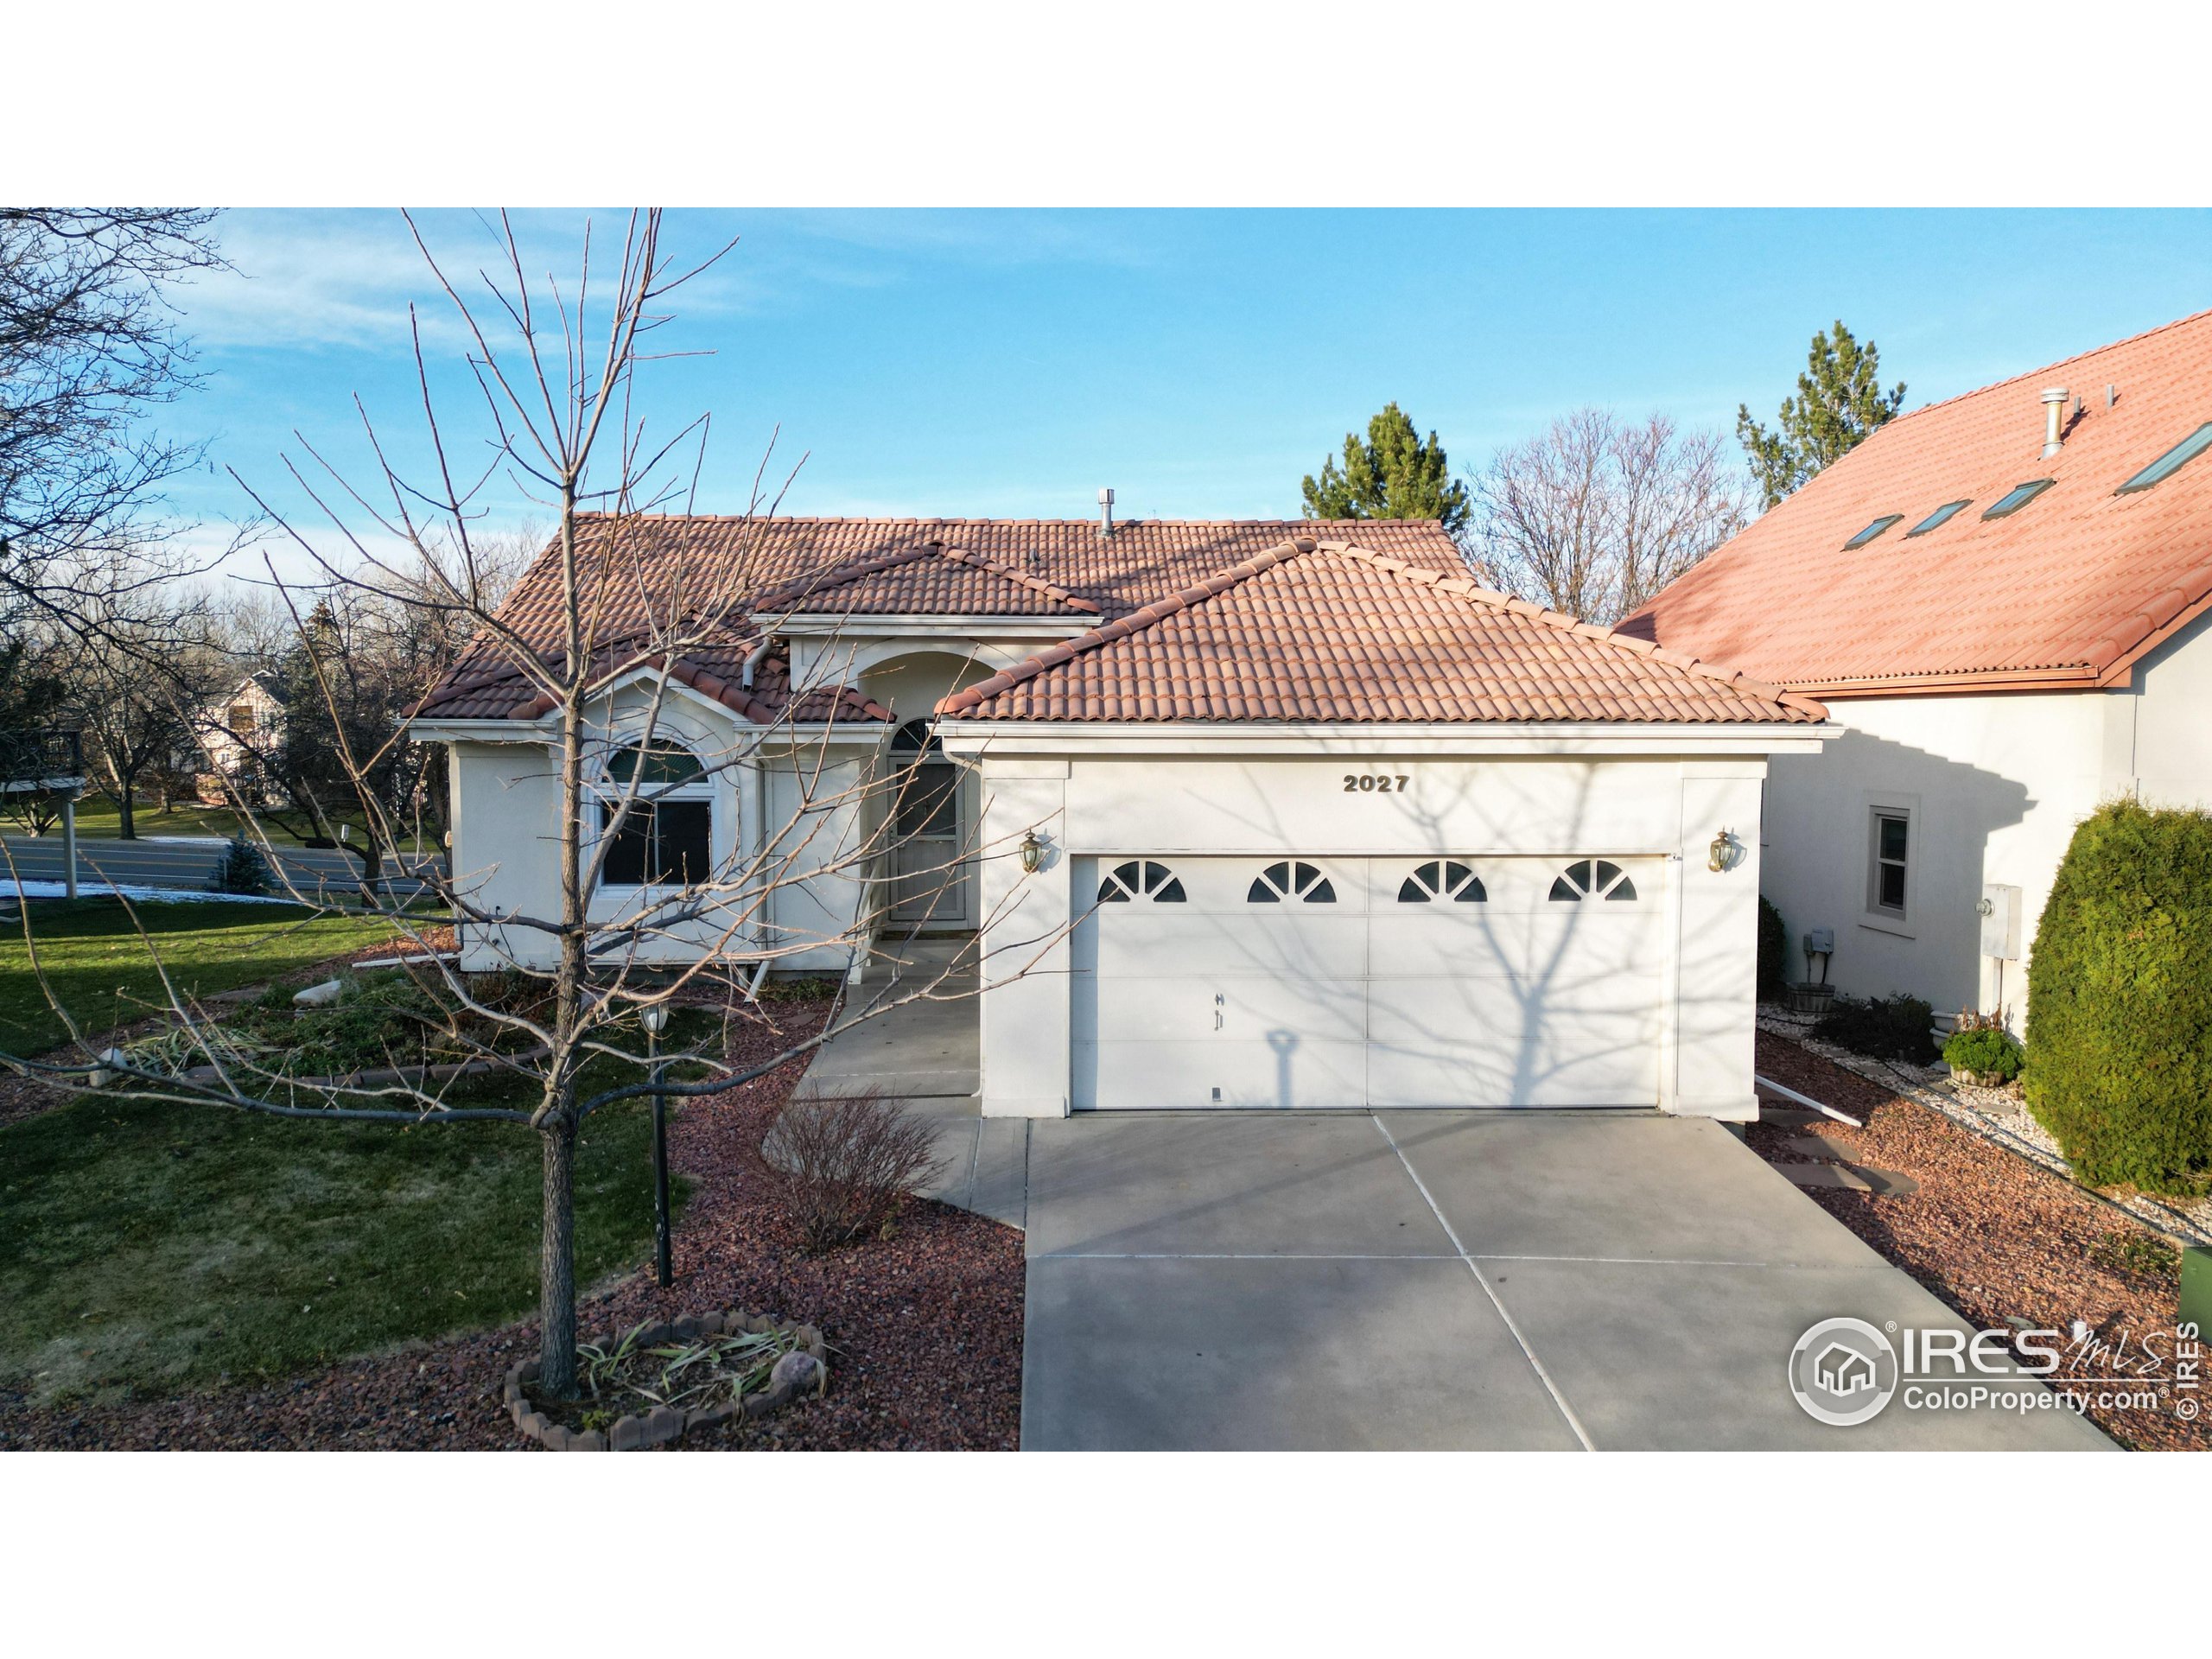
[1628,308,2212,1026]
[409,511,1827,1120]
[191,671,288,804]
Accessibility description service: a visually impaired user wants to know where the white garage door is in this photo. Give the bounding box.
[1071,855,1665,1109]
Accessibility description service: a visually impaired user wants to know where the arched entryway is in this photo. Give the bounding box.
[888,717,970,927]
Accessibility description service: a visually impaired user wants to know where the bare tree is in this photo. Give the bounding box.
[61,597,208,837]
[0,209,226,630]
[0,211,1051,1403]
[1472,409,1748,625]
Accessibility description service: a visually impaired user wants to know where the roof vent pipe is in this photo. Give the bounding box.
[2042,387,2070,458]
[1097,486,1115,539]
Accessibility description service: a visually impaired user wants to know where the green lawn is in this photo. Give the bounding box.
[0,1015,709,1404]
[0,898,396,1058]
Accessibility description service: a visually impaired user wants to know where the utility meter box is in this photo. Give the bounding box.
[1979,883,2023,960]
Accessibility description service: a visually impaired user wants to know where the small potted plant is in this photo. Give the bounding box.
[1942,1010,2025,1092]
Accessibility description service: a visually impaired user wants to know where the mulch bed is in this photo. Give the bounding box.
[0,989,1026,1452]
[1752,1031,2207,1452]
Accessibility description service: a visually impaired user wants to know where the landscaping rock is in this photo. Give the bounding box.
[770,1351,824,1397]
[293,979,344,1007]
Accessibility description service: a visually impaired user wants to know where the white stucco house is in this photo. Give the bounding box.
[1630,308,2212,1027]
[409,511,1828,1120]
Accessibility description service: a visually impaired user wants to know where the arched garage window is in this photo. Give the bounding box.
[1398,861,1487,903]
[1549,859,1637,902]
[1097,860,1185,903]
[600,741,712,887]
[1249,861,1336,903]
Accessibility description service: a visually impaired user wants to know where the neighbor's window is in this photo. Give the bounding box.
[1981,479,2055,519]
[1843,515,1903,549]
[1248,861,1336,903]
[226,703,256,733]
[600,741,711,887]
[1868,808,1910,917]
[2116,422,2212,493]
[1906,499,1971,537]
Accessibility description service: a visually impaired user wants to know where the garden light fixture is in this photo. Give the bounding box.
[641,1002,672,1287]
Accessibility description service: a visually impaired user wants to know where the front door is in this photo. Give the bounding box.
[888,720,971,926]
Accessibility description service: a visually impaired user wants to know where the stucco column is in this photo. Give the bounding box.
[1669,763,1767,1121]
[974,757,1071,1118]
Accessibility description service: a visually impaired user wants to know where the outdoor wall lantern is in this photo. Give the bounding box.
[1020,828,1047,874]
[1707,827,1743,874]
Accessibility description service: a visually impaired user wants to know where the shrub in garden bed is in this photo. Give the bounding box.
[1813,991,1938,1064]
[2025,799,2212,1196]
[1942,1015,2024,1084]
[1757,895,1789,1001]
[763,1090,943,1252]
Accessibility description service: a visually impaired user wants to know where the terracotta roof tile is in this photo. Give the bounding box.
[938,539,1825,726]
[1627,307,2212,693]
[414,515,1467,722]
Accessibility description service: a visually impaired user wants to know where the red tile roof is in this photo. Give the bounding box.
[1626,308,2212,695]
[938,539,1826,725]
[752,543,1102,617]
[414,515,1468,722]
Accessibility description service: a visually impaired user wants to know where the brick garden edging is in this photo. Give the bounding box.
[505,1311,829,1452]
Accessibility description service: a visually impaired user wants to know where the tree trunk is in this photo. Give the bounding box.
[537,1115,578,1398]
[117,787,136,840]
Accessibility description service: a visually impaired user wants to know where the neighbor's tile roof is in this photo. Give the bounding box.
[938,540,1827,725]
[1625,308,2212,694]
[414,515,1466,722]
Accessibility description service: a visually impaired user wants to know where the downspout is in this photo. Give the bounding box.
[739,632,772,977]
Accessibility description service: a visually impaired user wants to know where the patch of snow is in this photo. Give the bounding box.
[0,878,306,907]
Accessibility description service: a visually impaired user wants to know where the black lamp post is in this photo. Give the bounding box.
[641,1003,672,1288]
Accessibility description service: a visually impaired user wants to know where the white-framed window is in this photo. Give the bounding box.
[1868,805,1910,919]
[1248,861,1337,904]
[598,740,713,888]
[1398,860,1487,903]
[1097,860,1185,904]
[1548,859,1637,902]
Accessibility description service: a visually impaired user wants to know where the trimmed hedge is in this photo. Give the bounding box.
[1757,894,1789,1000]
[2024,799,2212,1197]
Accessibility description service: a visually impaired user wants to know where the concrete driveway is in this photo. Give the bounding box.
[1016,1111,2113,1452]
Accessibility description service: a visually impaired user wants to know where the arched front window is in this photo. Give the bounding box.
[1248,861,1336,904]
[1098,860,1185,903]
[600,741,711,887]
[1548,858,1637,903]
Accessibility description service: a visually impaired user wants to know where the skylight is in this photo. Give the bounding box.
[1906,499,1971,537]
[1843,514,1903,549]
[1982,479,2055,519]
[2116,423,2212,493]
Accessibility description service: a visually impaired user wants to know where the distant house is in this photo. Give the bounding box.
[1629,309,2212,1026]
[191,671,288,804]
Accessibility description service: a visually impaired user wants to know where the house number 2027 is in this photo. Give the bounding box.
[1343,773,1410,792]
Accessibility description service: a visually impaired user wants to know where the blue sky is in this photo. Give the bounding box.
[168,208,2212,571]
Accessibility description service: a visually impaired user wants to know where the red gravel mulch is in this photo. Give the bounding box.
[1752,1031,2207,1452]
[0,992,1026,1452]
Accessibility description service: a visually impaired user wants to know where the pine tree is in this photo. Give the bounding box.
[1736,321,1907,509]
[1301,403,1471,537]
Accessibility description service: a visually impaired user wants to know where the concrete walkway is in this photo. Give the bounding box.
[1014,1111,2113,1452]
